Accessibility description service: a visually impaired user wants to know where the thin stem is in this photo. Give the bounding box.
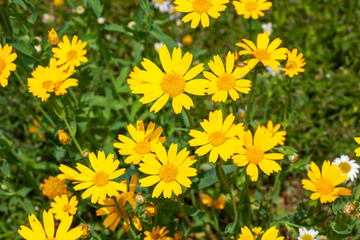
[210,206,220,236]
[283,77,293,131]
[62,112,84,157]
[177,197,192,237]
[184,108,194,129]
[208,24,216,55]
[112,196,138,240]
[245,68,258,129]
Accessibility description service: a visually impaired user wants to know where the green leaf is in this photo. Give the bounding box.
[88,0,102,17]
[2,160,10,179]
[9,0,26,9]
[139,0,152,14]
[225,223,235,234]
[193,165,237,189]
[150,24,178,50]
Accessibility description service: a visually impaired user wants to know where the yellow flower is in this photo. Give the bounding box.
[52,35,88,72]
[58,164,79,181]
[200,193,226,209]
[29,117,49,141]
[50,195,78,220]
[129,44,208,114]
[54,0,64,7]
[27,58,78,101]
[144,226,173,240]
[182,35,193,45]
[96,175,142,232]
[58,129,71,145]
[205,51,254,102]
[139,143,197,198]
[64,151,126,203]
[48,28,60,45]
[262,120,286,146]
[113,121,166,165]
[174,0,229,28]
[40,176,69,199]
[301,161,352,203]
[78,224,90,239]
[281,48,306,78]
[18,210,83,240]
[236,32,288,71]
[189,110,244,163]
[355,137,360,156]
[252,227,264,236]
[233,0,272,20]
[233,126,284,182]
[213,195,226,210]
[174,231,183,240]
[0,43,17,87]
[200,193,213,207]
[145,202,157,217]
[238,226,284,240]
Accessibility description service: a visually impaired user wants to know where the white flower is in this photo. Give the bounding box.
[127,21,136,29]
[266,65,281,76]
[75,5,85,14]
[152,0,171,13]
[42,13,55,24]
[154,42,164,52]
[168,4,182,21]
[298,228,319,240]
[333,155,359,182]
[261,22,273,36]
[97,17,105,24]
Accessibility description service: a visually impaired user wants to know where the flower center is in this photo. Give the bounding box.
[93,171,109,187]
[253,49,270,61]
[286,61,297,70]
[160,72,186,98]
[338,162,351,173]
[208,131,227,147]
[159,163,178,183]
[62,204,71,212]
[245,1,258,12]
[301,234,314,240]
[0,58,6,75]
[193,0,212,14]
[67,50,78,61]
[246,146,264,165]
[134,141,151,155]
[42,80,54,90]
[217,73,236,91]
[316,178,334,195]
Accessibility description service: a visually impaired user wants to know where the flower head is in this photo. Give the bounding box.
[128,44,208,114]
[145,202,158,217]
[52,35,88,72]
[189,110,244,163]
[238,226,284,240]
[332,155,359,182]
[50,195,78,220]
[42,13,55,24]
[182,35,193,45]
[152,0,172,13]
[54,0,64,7]
[139,143,197,198]
[205,51,254,102]
[298,227,319,240]
[0,43,17,87]
[301,161,352,203]
[233,126,284,181]
[261,22,273,35]
[200,194,226,209]
[78,224,90,239]
[40,176,69,199]
[262,120,286,146]
[113,121,166,165]
[144,226,173,240]
[48,28,60,45]
[233,0,272,20]
[355,137,360,156]
[281,48,306,77]
[27,58,78,101]
[58,129,71,145]
[96,175,142,232]
[174,0,229,28]
[236,32,288,70]
[18,210,83,240]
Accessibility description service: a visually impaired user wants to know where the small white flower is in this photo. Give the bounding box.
[261,22,273,36]
[75,5,85,14]
[333,155,359,182]
[42,13,55,24]
[168,4,182,21]
[34,45,42,52]
[127,21,136,29]
[97,17,105,24]
[298,228,319,240]
[152,0,171,13]
[154,42,164,52]
[266,65,281,76]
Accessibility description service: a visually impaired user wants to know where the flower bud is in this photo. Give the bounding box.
[48,28,60,45]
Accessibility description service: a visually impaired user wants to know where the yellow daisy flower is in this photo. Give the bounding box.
[144,226,173,240]
[18,210,83,240]
[354,137,360,156]
[40,176,69,199]
[238,226,284,240]
[236,32,288,71]
[301,161,352,203]
[50,195,78,220]
[96,175,142,232]
[200,193,226,209]
[27,58,78,101]
[205,51,254,102]
[113,120,166,165]
[139,143,197,198]
[262,120,286,146]
[188,110,244,163]
[174,0,229,28]
[145,202,157,217]
[0,43,17,87]
[281,48,306,78]
[52,35,88,72]
[64,151,126,203]
[129,44,208,114]
[233,126,284,182]
[233,0,272,20]
[58,129,71,145]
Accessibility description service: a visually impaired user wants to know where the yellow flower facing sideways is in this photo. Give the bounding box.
[281,48,306,78]
[139,143,197,198]
[233,0,272,20]
[233,126,284,182]
[0,43,17,87]
[144,226,173,240]
[128,44,209,114]
[189,110,244,163]
[236,32,288,71]
[48,28,60,45]
[205,51,255,102]
[18,210,83,240]
[174,0,229,28]
[262,120,286,146]
[238,226,284,240]
[301,161,352,203]
[113,120,166,165]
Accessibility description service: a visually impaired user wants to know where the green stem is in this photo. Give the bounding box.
[62,112,84,157]
[112,196,138,240]
[245,68,258,130]
[184,108,194,129]
[208,24,216,55]
[177,197,192,237]
[283,77,293,131]
[210,206,220,236]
